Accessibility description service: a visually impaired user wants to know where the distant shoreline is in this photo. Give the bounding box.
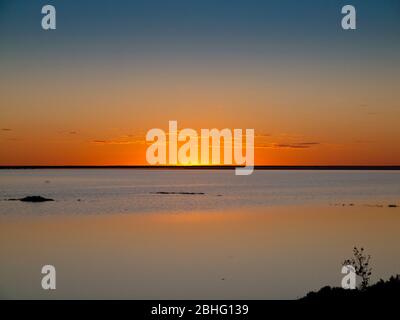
[1,165,400,170]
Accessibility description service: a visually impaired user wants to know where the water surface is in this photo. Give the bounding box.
[0,170,399,299]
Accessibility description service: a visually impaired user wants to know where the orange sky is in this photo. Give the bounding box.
[0,9,400,165]
[1,60,400,165]
[1,1,400,166]
[1,62,400,165]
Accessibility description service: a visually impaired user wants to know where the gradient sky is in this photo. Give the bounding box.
[1,0,400,165]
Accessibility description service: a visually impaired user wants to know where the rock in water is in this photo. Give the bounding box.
[152,191,205,195]
[18,196,54,202]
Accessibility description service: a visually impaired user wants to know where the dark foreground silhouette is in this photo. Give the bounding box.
[301,275,400,301]
[7,195,54,202]
[151,192,205,195]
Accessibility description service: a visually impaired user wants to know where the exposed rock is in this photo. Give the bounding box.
[151,192,205,195]
[8,196,54,202]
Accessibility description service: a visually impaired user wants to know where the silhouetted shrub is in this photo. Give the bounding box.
[343,246,372,290]
[301,274,400,301]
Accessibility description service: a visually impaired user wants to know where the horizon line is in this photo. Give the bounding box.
[1,165,400,170]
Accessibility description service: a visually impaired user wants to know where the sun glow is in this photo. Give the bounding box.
[145,121,254,174]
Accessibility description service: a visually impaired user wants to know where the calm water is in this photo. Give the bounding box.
[1,169,400,215]
[0,170,400,299]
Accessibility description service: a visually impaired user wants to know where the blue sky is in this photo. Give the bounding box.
[1,0,399,59]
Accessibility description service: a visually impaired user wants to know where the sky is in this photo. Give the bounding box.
[1,0,400,165]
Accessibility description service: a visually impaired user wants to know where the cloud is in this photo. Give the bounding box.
[354,140,375,144]
[124,132,146,139]
[274,142,320,149]
[92,138,145,145]
[1,128,12,131]
[256,142,320,149]
[255,133,271,138]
